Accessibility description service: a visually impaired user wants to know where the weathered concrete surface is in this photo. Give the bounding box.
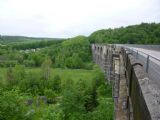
[126,52,160,120]
[134,64,160,120]
[127,54,151,120]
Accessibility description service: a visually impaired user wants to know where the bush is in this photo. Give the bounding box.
[84,62,94,70]
[0,89,31,120]
[44,89,56,99]
[53,75,61,92]
[19,72,41,95]
[97,84,107,97]
[23,60,35,67]
[42,106,64,120]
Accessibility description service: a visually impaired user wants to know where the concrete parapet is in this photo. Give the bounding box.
[123,48,160,120]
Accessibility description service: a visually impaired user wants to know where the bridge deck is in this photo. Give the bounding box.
[115,54,128,120]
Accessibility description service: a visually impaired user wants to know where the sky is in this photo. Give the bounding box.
[0,0,160,38]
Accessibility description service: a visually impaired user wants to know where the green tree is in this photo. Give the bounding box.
[60,85,88,120]
[53,75,61,92]
[19,72,41,95]
[89,22,160,44]
[85,81,98,112]
[41,57,52,80]
[0,89,31,120]
[13,65,25,81]
[91,98,114,120]
[5,66,14,86]
[6,65,25,87]
[44,89,57,104]
[42,106,64,120]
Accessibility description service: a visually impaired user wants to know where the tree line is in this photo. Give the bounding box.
[0,35,92,69]
[89,23,160,44]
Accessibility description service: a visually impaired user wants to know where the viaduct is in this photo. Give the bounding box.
[92,44,160,120]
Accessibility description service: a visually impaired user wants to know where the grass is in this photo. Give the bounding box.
[0,67,95,84]
[27,68,95,86]
[52,68,94,81]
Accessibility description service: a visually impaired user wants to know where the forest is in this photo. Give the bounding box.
[0,35,113,120]
[0,22,159,120]
[89,23,160,44]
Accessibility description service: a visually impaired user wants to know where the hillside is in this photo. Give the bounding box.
[0,35,64,44]
[0,35,113,120]
[1,23,160,45]
[89,23,160,44]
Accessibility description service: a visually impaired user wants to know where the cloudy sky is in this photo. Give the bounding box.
[0,0,160,38]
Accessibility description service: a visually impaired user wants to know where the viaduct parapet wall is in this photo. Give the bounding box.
[122,48,160,120]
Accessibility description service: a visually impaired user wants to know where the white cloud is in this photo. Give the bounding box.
[0,0,160,38]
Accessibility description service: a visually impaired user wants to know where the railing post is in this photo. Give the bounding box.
[146,55,150,73]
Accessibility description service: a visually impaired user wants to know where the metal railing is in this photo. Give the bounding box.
[116,44,160,51]
[124,47,160,86]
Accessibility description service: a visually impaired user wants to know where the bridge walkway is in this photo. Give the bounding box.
[115,54,128,120]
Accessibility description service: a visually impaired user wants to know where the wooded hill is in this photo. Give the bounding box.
[1,23,160,45]
[89,23,160,44]
[0,35,63,44]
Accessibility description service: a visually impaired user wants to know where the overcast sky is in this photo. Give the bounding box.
[0,0,160,38]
